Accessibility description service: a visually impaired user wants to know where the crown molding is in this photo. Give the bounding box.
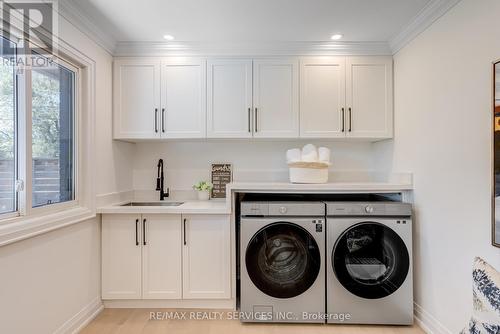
[389,0,462,54]
[113,41,392,57]
[57,0,117,55]
[55,0,461,57]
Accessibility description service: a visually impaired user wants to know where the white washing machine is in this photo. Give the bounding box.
[240,201,325,323]
[326,202,413,325]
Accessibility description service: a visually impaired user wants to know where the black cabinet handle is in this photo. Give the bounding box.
[348,107,352,132]
[248,108,251,132]
[154,108,158,133]
[143,218,147,245]
[135,219,139,246]
[341,107,345,132]
[183,218,187,245]
[254,107,258,132]
[161,108,165,133]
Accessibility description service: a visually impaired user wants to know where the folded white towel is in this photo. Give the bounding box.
[286,148,301,164]
[318,147,331,163]
[301,144,318,162]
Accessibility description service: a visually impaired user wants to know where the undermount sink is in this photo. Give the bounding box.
[120,202,184,207]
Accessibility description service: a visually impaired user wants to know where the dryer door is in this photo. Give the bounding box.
[245,222,321,299]
[332,222,409,299]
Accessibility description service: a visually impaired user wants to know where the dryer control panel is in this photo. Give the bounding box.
[327,202,411,217]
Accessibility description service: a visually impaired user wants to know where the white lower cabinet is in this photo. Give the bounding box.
[102,214,142,299]
[142,214,182,299]
[182,215,231,299]
[102,213,231,301]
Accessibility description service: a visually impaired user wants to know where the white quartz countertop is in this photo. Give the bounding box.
[97,200,231,215]
[97,180,412,215]
[226,181,413,193]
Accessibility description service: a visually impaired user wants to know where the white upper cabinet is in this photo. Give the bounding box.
[113,59,161,139]
[207,59,253,138]
[142,214,182,299]
[253,59,299,138]
[300,57,346,138]
[113,56,393,141]
[182,215,231,299]
[161,59,206,138]
[345,56,393,138]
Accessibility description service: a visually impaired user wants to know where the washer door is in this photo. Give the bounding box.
[245,222,321,299]
[332,222,409,299]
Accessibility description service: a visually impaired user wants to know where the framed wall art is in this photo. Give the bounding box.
[493,60,500,247]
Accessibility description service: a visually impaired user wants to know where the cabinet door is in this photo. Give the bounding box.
[102,214,142,299]
[253,59,299,138]
[142,214,182,299]
[113,59,161,139]
[346,56,393,138]
[207,60,253,138]
[161,59,206,138]
[299,57,346,138]
[182,215,231,299]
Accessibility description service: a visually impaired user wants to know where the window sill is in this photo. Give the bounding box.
[0,207,96,247]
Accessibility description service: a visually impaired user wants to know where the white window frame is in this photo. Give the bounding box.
[27,55,80,216]
[0,33,21,221]
[0,39,80,221]
[0,10,96,245]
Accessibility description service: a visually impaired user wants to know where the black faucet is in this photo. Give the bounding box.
[156,159,169,200]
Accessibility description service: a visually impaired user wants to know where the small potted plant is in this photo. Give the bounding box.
[193,181,213,201]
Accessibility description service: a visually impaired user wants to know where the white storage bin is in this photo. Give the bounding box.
[288,162,329,184]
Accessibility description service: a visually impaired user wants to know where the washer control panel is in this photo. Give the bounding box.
[241,202,325,217]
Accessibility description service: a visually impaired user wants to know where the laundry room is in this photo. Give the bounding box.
[0,1,499,334]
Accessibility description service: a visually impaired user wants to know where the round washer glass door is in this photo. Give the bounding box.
[332,222,409,299]
[245,222,321,299]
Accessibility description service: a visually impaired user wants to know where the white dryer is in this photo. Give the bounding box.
[240,201,325,323]
[326,202,413,325]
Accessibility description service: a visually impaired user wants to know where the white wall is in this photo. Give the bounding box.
[132,141,376,195]
[373,0,500,332]
[0,218,100,333]
[90,40,134,196]
[0,9,134,334]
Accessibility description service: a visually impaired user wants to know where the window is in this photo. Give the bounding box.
[0,35,77,220]
[31,55,75,207]
[0,36,17,216]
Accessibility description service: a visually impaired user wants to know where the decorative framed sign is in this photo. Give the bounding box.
[211,163,232,199]
[493,60,500,247]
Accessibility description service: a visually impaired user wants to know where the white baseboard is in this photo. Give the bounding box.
[414,303,452,334]
[103,299,235,309]
[54,297,104,334]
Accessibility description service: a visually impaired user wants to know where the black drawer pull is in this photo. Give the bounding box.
[255,107,258,132]
[154,108,158,133]
[161,108,165,133]
[348,107,352,132]
[183,218,187,245]
[248,108,251,132]
[135,219,139,246]
[341,107,345,132]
